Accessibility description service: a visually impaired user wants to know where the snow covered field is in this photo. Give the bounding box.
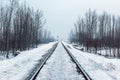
[0,41,119,80]
[0,42,57,80]
[36,43,85,80]
[64,42,120,80]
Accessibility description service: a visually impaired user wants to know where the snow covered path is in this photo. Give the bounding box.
[0,42,57,80]
[36,43,85,80]
[63,42,120,80]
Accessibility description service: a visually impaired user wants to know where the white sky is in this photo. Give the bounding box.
[23,0,120,40]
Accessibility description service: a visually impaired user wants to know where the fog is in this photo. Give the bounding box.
[23,0,120,40]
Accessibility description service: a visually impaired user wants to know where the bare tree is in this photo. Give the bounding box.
[0,0,54,58]
[69,9,120,58]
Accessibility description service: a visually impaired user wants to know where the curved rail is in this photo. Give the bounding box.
[28,43,58,80]
[62,42,92,80]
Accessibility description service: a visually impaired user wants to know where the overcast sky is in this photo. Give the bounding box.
[23,0,120,40]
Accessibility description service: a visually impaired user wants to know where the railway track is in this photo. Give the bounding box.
[62,42,92,80]
[25,42,58,80]
[28,42,92,80]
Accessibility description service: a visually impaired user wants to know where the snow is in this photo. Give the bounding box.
[63,42,120,80]
[0,42,57,80]
[1,41,119,80]
[97,49,118,57]
[73,45,118,57]
[36,43,85,80]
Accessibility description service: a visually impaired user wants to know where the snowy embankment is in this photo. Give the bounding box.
[0,42,57,80]
[63,42,120,80]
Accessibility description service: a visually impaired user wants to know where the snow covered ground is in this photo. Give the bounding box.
[63,42,120,80]
[0,42,57,80]
[36,43,85,80]
[73,45,117,57]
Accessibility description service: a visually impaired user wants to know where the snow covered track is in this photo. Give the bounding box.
[62,42,92,80]
[26,43,58,80]
[34,43,88,80]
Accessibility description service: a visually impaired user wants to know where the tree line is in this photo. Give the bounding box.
[69,9,120,58]
[0,0,54,58]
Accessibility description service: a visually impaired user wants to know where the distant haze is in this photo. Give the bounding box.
[23,0,120,41]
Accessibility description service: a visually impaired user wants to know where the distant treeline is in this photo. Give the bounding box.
[69,9,120,58]
[0,0,54,58]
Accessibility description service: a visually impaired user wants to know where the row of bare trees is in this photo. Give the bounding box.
[0,0,54,58]
[69,9,120,58]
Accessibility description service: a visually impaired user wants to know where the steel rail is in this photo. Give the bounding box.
[29,43,58,80]
[62,42,92,80]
